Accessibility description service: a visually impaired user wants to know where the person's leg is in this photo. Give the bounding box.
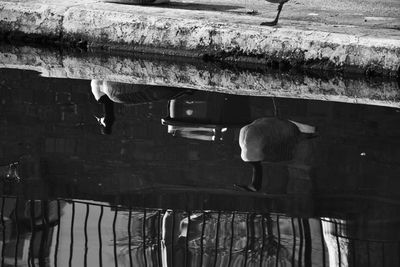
[97,95,115,135]
[234,161,263,192]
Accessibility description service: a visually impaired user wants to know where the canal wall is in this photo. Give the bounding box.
[0,45,399,107]
[0,0,399,78]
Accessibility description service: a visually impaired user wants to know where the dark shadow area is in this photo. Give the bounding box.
[1,67,400,266]
[108,1,243,12]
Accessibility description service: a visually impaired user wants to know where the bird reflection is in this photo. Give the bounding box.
[91,80,192,135]
[236,117,317,192]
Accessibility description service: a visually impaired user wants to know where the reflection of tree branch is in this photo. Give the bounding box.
[115,211,160,257]
[266,213,277,255]
[263,214,289,262]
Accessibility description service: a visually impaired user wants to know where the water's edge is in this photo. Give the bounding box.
[0,44,399,108]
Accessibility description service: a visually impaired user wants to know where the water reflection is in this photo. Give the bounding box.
[1,68,400,266]
[91,80,192,135]
[0,197,65,266]
[235,117,316,192]
[0,162,20,183]
[1,198,398,266]
[162,92,252,142]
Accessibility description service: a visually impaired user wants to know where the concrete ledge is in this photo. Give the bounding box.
[1,45,398,107]
[0,1,399,77]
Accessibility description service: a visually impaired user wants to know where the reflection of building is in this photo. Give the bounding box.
[2,68,400,266]
[2,67,400,205]
[162,93,251,142]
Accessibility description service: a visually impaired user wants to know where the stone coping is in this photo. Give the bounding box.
[0,45,398,107]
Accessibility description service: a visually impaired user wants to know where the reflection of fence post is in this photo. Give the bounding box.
[171,210,175,267]
[1,197,5,267]
[213,211,221,267]
[334,220,341,267]
[68,201,75,267]
[143,209,147,267]
[28,200,35,267]
[39,200,50,266]
[298,218,303,267]
[291,218,296,266]
[266,214,273,239]
[185,210,190,267]
[227,212,235,267]
[84,203,89,267]
[54,200,61,267]
[128,209,133,267]
[98,205,104,267]
[15,197,20,267]
[302,218,311,267]
[259,214,266,267]
[200,211,207,267]
[161,210,175,267]
[319,219,326,267]
[276,215,281,267]
[113,207,118,267]
[157,210,162,267]
[250,213,256,251]
[244,213,249,267]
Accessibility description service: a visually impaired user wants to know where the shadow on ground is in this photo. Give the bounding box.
[107,1,243,11]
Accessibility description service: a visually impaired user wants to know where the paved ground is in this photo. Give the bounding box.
[0,0,399,76]
[162,0,400,33]
[4,0,398,36]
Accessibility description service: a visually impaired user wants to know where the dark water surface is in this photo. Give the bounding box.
[1,68,400,266]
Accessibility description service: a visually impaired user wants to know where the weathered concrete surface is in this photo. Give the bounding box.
[1,45,398,107]
[0,0,399,77]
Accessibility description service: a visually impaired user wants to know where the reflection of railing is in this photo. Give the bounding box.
[320,217,400,267]
[0,196,399,267]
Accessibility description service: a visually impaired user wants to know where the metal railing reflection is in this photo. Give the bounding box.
[0,196,399,266]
